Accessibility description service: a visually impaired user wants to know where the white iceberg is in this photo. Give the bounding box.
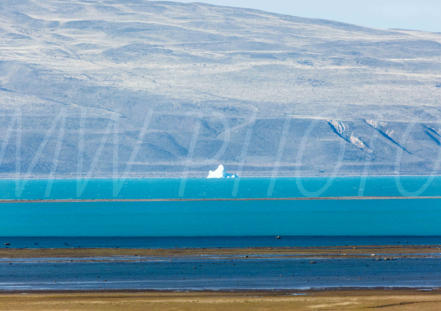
[207,164,238,179]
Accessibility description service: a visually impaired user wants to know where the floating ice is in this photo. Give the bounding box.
[207,164,238,179]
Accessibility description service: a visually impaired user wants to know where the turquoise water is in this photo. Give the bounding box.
[1,199,441,236]
[0,177,441,236]
[1,176,441,200]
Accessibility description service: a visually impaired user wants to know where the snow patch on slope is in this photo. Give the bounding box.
[350,135,369,151]
[423,125,441,146]
[364,119,412,154]
[329,120,370,153]
[329,120,346,136]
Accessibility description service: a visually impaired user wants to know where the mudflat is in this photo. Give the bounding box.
[1,245,441,259]
[1,290,441,311]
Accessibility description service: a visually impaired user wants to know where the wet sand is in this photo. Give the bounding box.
[1,245,441,259]
[1,290,441,310]
[2,246,441,294]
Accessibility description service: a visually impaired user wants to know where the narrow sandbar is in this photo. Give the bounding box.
[1,245,441,259]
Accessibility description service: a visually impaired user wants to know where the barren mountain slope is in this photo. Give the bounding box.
[0,0,441,177]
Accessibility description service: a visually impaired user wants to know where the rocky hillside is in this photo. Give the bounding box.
[0,0,441,177]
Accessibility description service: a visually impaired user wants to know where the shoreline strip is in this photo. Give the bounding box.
[1,196,441,204]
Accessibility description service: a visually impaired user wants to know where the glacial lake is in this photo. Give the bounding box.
[0,176,441,236]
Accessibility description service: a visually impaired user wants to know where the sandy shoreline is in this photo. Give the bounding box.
[1,245,441,259]
[1,289,441,310]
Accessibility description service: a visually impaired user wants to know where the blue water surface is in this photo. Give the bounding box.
[2,236,441,249]
[0,177,441,236]
[0,176,440,200]
[1,256,441,291]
